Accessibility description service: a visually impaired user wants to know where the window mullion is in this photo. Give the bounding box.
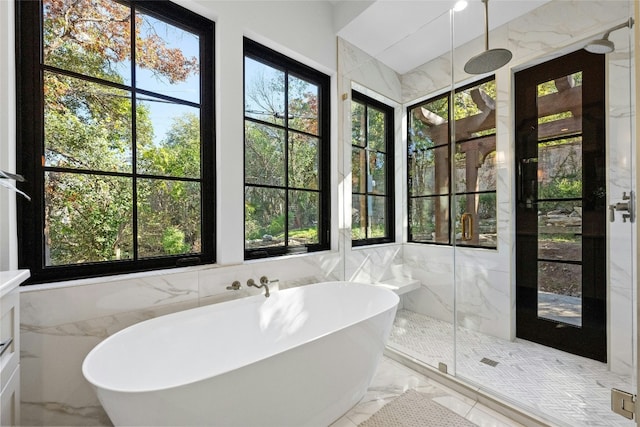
[130,3,139,261]
[283,70,290,250]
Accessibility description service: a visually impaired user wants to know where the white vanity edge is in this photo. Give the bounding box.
[0,269,30,298]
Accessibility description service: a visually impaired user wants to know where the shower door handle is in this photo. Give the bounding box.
[609,191,635,223]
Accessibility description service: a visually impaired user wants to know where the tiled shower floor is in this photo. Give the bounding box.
[389,309,635,427]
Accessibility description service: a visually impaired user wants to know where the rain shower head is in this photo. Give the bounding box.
[464,0,512,74]
[584,18,634,54]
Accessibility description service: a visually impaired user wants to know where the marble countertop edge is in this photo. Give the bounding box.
[0,269,30,297]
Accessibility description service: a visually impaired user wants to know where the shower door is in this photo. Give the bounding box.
[514,49,607,362]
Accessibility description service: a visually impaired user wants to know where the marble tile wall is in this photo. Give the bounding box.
[398,0,635,364]
[19,2,637,425]
[20,252,343,426]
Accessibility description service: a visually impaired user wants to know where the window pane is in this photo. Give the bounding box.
[244,58,285,126]
[288,74,319,135]
[538,137,582,200]
[455,193,497,247]
[44,172,133,266]
[245,122,285,186]
[44,72,132,172]
[135,12,200,104]
[454,80,496,139]
[538,260,582,327]
[351,101,366,147]
[409,196,449,244]
[288,133,318,190]
[137,97,200,178]
[352,147,366,194]
[43,0,132,85]
[352,194,366,240]
[245,186,286,249]
[409,145,449,197]
[288,190,319,246]
[409,96,448,148]
[137,179,201,258]
[367,107,386,152]
[538,200,582,262]
[537,72,582,140]
[369,195,389,238]
[370,151,387,195]
[455,140,496,193]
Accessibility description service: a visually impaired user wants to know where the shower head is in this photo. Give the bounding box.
[464,0,512,74]
[584,18,634,54]
[464,48,513,75]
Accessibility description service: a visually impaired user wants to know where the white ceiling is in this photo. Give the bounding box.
[335,0,551,74]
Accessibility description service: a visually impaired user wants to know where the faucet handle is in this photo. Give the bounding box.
[226,280,241,291]
[260,276,269,285]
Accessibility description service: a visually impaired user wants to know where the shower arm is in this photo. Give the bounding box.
[482,0,489,50]
[602,17,634,40]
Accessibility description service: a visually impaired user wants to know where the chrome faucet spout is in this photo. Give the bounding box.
[247,278,270,297]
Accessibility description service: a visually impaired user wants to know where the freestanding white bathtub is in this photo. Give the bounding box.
[82,281,399,426]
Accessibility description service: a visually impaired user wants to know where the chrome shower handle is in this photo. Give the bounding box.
[609,191,635,223]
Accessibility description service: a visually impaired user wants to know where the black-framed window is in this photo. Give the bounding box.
[16,0,215,284]
[407,76,497,249]
[351,91,394,245]
[243,38,330,259]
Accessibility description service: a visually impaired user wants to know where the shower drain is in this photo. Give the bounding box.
[480,357,499,367]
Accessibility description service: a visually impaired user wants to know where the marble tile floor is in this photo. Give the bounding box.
[388,309,635,427]
[330,356,525,427]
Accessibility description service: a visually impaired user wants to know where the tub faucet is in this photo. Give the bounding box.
[226,280,241,291]
[247,276,270,298]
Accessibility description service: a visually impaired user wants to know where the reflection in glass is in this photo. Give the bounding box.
[288,133,319,189]
[288,74,319,135]
[135,12,200,103]
[138,179,201,258]
[537,261,582,327]
[44,172,133,266]
[43,0,132,85]
[288,190,319,246]
[136,96,201,178]
[245,58,285,126]
[410,196,449,244]
[44,72,132,172]
[245,122,285,186]
[245,187,286,249]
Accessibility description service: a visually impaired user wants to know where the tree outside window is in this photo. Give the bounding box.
[408,77,497,248]
[243,39,330,258]
[351,91,394,245]
[17,0,215,283]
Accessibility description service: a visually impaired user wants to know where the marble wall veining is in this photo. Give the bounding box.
[12,1,638,426]
[342,0,636,376]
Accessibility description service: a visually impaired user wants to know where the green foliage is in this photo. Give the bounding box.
[162,227,190,255]
[42,0,202,265]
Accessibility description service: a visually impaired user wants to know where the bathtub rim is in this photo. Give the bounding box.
[82,281,399,394]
